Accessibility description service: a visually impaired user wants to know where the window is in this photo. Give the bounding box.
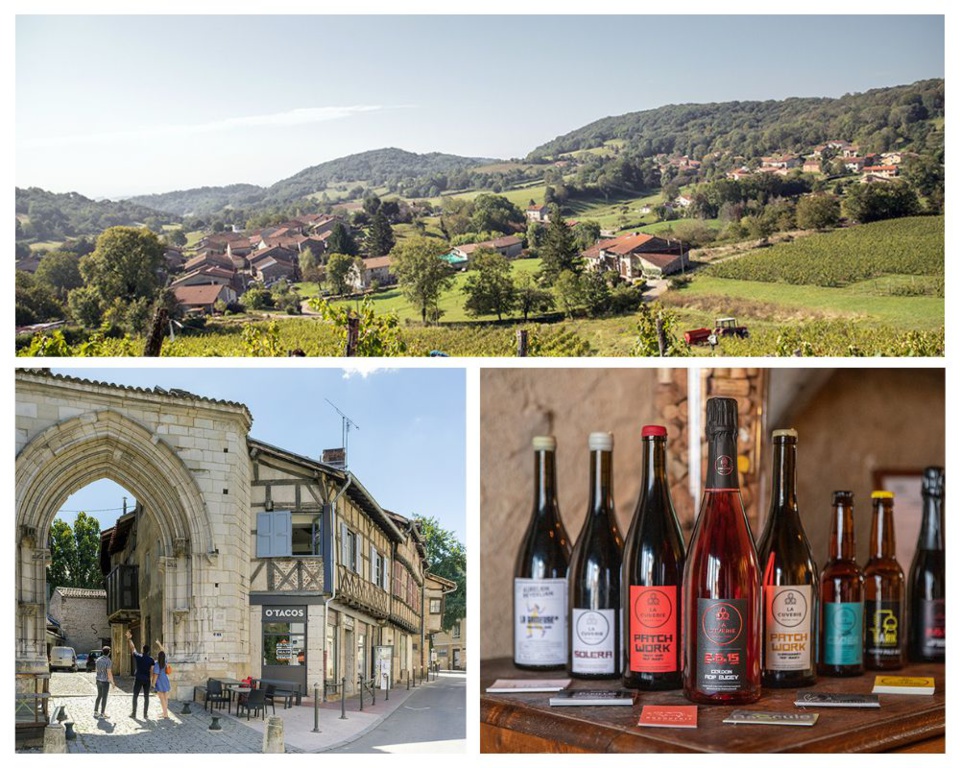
[291,514,323,556]
[371,546,389,590]
[262,619,306,667]
[452,622,461,639]
[325,623,337,681]
[429,598,442,614]
[256,511,292,558]
[341,524,360,573]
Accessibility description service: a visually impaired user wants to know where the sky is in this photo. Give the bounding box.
[15,13,945,199]
[48,366,467,545]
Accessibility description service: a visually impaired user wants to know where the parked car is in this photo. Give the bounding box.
[49,646,78,672]
[85,649,104,672]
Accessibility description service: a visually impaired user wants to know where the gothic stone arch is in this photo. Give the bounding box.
[15,372,253,691]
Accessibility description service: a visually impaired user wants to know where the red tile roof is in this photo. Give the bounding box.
[173,284,231,306]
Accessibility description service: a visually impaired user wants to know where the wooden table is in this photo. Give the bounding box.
[481,658,945,753]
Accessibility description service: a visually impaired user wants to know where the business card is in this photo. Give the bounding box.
[795,692,880,708]
[723,710,818,726]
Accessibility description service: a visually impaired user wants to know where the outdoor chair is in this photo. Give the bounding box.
[261,685,280,715]
[236,687,267,720]
[205,679,230,713]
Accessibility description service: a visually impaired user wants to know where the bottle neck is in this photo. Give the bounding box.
[533,450,558,517]
[829,502,857,561]
[589,449,614,515]
[917,492,944,550]
[870,500,897,559]
[641,437,667,495]
[769,439,798,514]
[705,430,739,490]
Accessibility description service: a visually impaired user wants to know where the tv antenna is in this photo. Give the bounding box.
[325,399,359,466]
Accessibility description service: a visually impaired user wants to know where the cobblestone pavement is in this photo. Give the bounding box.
[49,671,298,753]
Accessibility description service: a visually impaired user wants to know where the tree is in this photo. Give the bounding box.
[462,249,517,321]
[538,209,582,285]
[66,284,104,327]
[299,247,321,284]
[514,271,555,320]
[414,515,466,632]
[35,251,83,300]
[167,228,188,247]
[842,181,921,224]
[47,512,102,590]
[553,270,584,317]
[366,210,395,257]
[389,236,455,324]
[796,194,841,231]
[326,252,356,296]
[468,193,524,235]
[327,222,358,256]
[16,271,63,326]
[79,226,167,306]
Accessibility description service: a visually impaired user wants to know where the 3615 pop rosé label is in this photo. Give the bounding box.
[696,598,748,693]
[629,585,678,673]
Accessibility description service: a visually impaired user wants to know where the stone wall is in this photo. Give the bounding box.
[48,589,109,654]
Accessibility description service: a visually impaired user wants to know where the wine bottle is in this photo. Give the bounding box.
[514,435,572,670]
[622,425,684,690]
[682,397,761,704]
[757,429,818,688]
[568,432,623,680]
[908,467,945,663]
[819,490,865,677]
[863,491,905,670]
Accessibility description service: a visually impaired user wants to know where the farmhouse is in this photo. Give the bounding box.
[172,283,238,314]
[525,204,550,222]
[349,256,395,291]
[583,232,688,281]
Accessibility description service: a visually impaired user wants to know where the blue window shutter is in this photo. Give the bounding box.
[273,511,292,557]
[256,512,273,557]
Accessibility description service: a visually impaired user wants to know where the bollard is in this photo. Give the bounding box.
[180,701,192,716]
[209,714,222,731]
[407,671,410,691]
[43,722,67,754]
[64,722,76,741]
[358,675,364,711]
[263,715,284,753]
[339,677,347,720]
[312,683,320,733]
[384,674,389,701]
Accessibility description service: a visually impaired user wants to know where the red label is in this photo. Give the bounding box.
[629,585,678,673]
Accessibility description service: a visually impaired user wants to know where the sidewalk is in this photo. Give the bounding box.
[44,671,451,753]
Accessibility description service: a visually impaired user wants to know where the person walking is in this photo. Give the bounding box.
[126,630,154,719]
[93,646,117,718]
[151,640,172,719]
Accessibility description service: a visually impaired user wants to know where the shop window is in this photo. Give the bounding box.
[262,620,306,667]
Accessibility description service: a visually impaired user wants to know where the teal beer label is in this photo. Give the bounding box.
[824,602,863,665]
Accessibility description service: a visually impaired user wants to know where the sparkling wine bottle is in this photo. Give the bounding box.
[682,397,761,704]
[757,429,818,688]
[819,490,865,677]
[622,425,684,690]
[568,432,623,680]
[863,491,905,670]
[908,467,945,663]
[514,435,571,670]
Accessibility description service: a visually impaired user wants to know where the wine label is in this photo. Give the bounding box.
[763,584,812,671]
[865,599,902,659]
[823,601,864,665]
[629,585,678,673]
[571,608,617,674]
[918,598,946,655]
[514,578,567,665]
[696,598,749,693]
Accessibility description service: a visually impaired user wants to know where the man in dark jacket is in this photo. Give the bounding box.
[126,630,155,719]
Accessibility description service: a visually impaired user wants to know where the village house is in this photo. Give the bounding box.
[448,235,523,264]
[250,255,297,286]
[861,164,899,179]
[432,617,466,671]
[172,283,238,314]
[525,204,550,223]
[802,159,822,174]
[47,587,110,658]
[348,256,395,292]
[582,232,688,281]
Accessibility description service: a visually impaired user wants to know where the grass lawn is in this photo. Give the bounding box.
[676,275,942,330]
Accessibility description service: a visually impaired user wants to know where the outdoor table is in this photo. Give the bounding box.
[480,658,945,753]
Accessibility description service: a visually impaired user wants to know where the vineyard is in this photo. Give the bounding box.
[705,216,944,290]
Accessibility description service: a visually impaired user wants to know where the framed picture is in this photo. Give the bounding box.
[873,470,923,570]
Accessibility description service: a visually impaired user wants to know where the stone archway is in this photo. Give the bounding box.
[16,410,211,673]
[15,371,254,692]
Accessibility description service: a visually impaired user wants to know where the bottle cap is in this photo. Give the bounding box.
[706,397,738,436]
[532,436,556,451]
[772,428,798,440]
[588,432,613,451]
[871,490,894,500]
[832,490,854,505]
[922,466,944,497]
[641,425,667,438]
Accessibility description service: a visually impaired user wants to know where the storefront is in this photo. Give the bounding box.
[253,601,309,692]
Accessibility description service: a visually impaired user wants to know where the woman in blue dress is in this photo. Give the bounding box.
[151,640,172,719]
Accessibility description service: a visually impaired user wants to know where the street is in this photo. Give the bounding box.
[325,670,466,753]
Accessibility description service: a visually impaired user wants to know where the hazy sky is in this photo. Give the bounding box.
[15,14,944,199]
[49,366,467,545]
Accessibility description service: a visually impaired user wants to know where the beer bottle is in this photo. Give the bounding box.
[819,491,864,676]
[863,491,904,670]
